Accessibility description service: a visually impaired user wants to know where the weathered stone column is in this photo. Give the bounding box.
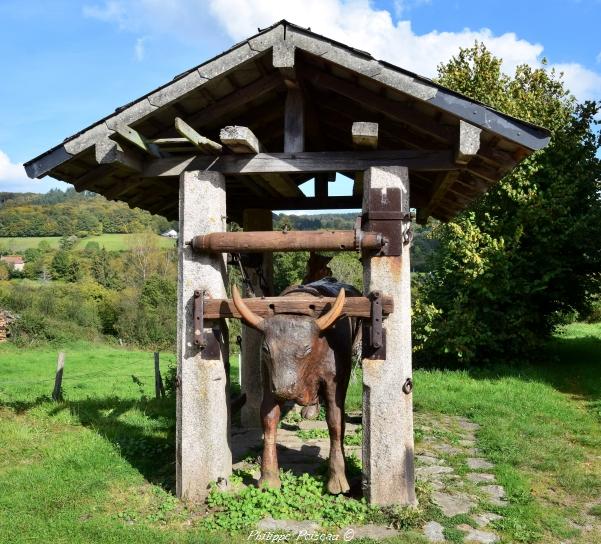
[176,170,231,502]
[361,166,417,506]
[241,208,273,427]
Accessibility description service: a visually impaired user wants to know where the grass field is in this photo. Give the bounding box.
[0,324,600,543]
[0,233,176,252]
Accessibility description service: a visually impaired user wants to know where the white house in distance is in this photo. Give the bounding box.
[161,229,178,239]
[0,255,25,272]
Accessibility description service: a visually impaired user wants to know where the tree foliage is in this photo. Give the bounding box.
[414,43,601,366]
[0,188,174,237]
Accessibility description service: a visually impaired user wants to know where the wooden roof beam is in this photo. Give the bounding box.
[284,84,304,153]
[110,126,163,158]
[144,149,456,178]
[175,117,222,154]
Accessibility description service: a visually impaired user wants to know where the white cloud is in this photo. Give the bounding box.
[83,1,125,24]
[0,150,70,193]
[0,150,28,182]
[80,0,600,101]
[551,63,601,102]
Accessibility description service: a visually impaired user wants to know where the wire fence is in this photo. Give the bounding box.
[0,351,169,395]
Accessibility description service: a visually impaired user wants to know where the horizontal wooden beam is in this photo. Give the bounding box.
[143,149,456,177]
[203,294,393,319]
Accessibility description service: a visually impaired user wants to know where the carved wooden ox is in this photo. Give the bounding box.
[232,279,359,494]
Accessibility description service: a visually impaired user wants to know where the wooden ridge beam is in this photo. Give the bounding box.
[175,117,222,154]
[144,149,456,178]
[202,294,393,320]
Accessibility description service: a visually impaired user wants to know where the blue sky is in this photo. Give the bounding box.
[1,0,600,197]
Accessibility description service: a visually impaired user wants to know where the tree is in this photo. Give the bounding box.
[51,250,70,280]
[414,43,601,366]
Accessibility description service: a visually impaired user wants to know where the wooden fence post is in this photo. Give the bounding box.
[154,352,165,399]
[52,352,65,401]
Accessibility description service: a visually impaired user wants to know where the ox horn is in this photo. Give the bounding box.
[315,288,346,331]
[232,284,265,332]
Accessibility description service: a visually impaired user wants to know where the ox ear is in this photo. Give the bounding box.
[232,285,265,332]
[315,288,346,331]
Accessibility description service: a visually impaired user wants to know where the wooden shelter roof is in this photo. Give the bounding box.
[25,20,550,222]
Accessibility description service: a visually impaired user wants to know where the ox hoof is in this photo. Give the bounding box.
[301,403,320,420]
[258,473,281,490]
[327,474,350,495]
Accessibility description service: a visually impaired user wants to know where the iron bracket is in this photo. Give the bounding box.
[362,290,387,359]
[362,187,412,256]
[193,290,222,359]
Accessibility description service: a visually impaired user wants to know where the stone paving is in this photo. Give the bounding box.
[231,408,508,542]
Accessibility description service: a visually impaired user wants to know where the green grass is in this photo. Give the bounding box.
[0,233,175,252]
[1,323,600,543]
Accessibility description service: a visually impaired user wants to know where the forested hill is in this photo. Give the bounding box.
[0,189,174,237]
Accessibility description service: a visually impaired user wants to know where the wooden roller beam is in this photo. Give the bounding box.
[203,294,394,319]
[190,229,383,253]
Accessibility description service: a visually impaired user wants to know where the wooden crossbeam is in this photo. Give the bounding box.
[110,126,163,158]
[202,294,393,319]
[175,117,222,154]
[144,149,456,178]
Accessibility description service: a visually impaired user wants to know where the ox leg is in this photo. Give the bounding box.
[258,388,282,489]
[324,385,350,494]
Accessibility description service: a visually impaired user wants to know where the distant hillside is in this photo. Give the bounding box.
[273,212,357,231]
[0,189,175,237]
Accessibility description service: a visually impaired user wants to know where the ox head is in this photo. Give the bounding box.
[232,285,345,402]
